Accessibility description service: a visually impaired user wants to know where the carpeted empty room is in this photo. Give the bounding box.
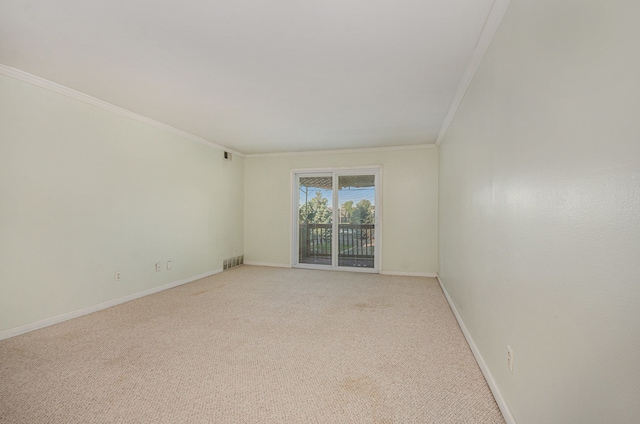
[0,266,504,423]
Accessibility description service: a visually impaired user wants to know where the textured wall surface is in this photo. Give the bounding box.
[439,0,640,422]
[0,74,244,332]
[244,148,438,274]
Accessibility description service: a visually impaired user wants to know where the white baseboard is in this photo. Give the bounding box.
[0,268,222,341]
[380,270,438,278]
[244,261,291,268]
[436,274,516,424]
[243,264,436,277]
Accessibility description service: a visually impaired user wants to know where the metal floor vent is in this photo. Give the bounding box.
[223,255,244,270]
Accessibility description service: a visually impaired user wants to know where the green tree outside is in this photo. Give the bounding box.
[299,191,332,224]
[351,199,374,224]
[341,200,354,222]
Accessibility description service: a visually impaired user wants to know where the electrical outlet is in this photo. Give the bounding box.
[507,346,514,372]
[114,271,121,281]
[167,260,172,270]
[155,262,162,272]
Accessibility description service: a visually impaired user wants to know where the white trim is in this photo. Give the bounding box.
[291,167,382,274]
[436,274,517,424]
[244,261,291,268]
[0,64,245,157]
[374,169,382,271]
[246,144,436,158]
[331,174,339,268]
[289,172,294,267]
[291,169,299,268]
[290,165,383,173]
[0,269,222,341]
[435,0,511,146]
[294,263,378,274]
[380,271,438,278]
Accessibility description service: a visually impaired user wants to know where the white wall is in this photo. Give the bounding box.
[244,148,438,274]
[0,74,244,333]
[439,0,640,423]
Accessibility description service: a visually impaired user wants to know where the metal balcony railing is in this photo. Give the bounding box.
[299,223,375,260]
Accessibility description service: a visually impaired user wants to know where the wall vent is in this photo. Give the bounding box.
[223,255,244,270]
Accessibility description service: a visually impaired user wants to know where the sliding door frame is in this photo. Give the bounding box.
[291,166,382,273]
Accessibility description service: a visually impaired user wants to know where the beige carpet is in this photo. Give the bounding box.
[0,266,505,423]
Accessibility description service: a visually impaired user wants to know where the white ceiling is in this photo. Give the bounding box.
[0,0,496,154]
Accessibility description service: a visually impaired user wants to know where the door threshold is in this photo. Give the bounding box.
[293,264,379,274]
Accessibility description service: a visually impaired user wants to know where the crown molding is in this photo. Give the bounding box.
[0,64,245,157]
[245,143,437,158]
[435,0,511,146]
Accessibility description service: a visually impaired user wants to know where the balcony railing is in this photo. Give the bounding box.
[299,223,375,260]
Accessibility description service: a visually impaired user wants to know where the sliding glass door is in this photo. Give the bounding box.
[297,175,333,266]
[293,168,380,272]
[337,174,376,269]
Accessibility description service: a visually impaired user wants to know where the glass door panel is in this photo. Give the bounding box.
[298,176,333,266]
[337,174,375,269]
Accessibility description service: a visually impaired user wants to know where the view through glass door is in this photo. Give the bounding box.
[294,169,379,272]
[337,174,376,269]
[298,175,333,266]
